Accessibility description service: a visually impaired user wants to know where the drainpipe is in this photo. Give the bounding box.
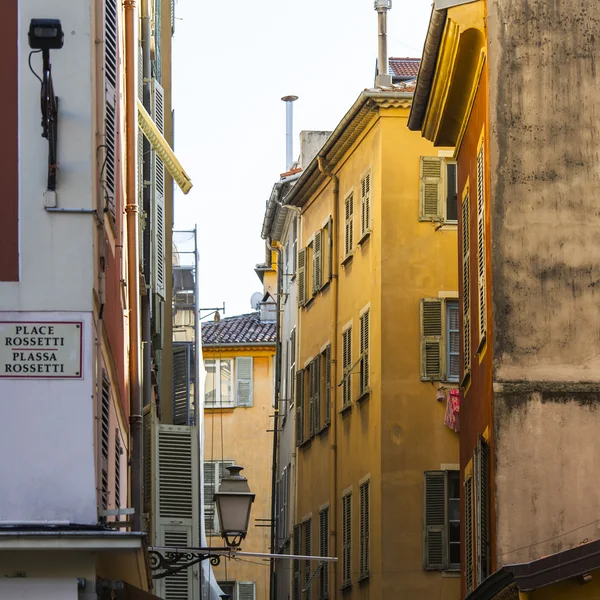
[281,96,298,171]
[374,0,393,87]
[124,0,143,533]
[317,157,339,596]
[268,238,283,600]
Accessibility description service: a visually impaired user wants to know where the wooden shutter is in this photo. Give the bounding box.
[103,0,118,219]
[475,437,490,584]
[309,361,315,437]
[203,461,217,534]
[114,430,122,517]
[326,217,333,282]
[160,524,193,600]
[342,328,352,407]
[138,43,146,268]
[420,299,443,381]
[465,474,474,594]
[295,369,304,446]
[424,470,447,570]
[237,583,255,600]
[477,145,487,344]
[293,524,301,600]
[172,344,191,425]
[151,80,166,300]
[344,195,354,256]
[101,371,111,510]
[359,481,370,578]
[236,357,253,406]
[313,230,322,292]
[359,311,370,394]
[342,494,352,585]
[360,173,371,236]
[313,359,320,434]
[419,157,443,221]
[303,519,312,600]
[298,248,307,306]
[319,508,329,599]
[462,193,471,376]
[325,346,331,425]
[142,404,154,515]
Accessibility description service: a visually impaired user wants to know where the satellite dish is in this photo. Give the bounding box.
[250,292,263,311]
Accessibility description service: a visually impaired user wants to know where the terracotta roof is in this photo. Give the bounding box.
[202,312,276,346]
[389,57,421,79]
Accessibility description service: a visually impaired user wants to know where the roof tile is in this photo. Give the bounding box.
[202,312,276,346]
[389,57,421,79]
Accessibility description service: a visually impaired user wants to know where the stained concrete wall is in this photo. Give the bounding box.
[488,0,600,564]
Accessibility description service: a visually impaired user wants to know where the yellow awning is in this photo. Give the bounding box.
[137,99,193,195]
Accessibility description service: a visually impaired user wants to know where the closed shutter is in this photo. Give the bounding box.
[319,508,329,599]
[477,145,487,344]
[360,173,371,236]
[311,358,320,435]
[172,344,191,425]
[462,193,471,376]
[142,404,154,515]
[103,0,118,219]
[421,299,443,381]
[298,248,307,306]
[465,474,474,593]
[359,311,370,394]
[151,80,166,300]
[101,371,111,511]
[293,524,301,600]
[170,0,176,35]
[236,357,253,406]
[295,369,304,446]
[303,519,312,600]
[114,430,122,518]
[342,494,352,586]
[342,328,352,407]
[138,43,146,268]
[344,195,354,256]
[324,346,331,425]
[419,157,443,221]
[424,471,447,570]
[237,583,256,600]
[313,230,322,292]
[159,524,193,600]
[475,437,490,584]
[203,461,217,534]
[359,481,370,578]
[326,218,333,282]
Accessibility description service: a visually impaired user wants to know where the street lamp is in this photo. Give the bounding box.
[214,465,256,548]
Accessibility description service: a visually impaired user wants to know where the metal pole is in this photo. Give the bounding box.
[374,0,393,87]
[281,95,298,171]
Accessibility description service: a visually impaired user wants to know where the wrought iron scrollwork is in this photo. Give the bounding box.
[149,549,224,579]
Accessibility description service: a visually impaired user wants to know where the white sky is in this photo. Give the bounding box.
[172,0,432,317]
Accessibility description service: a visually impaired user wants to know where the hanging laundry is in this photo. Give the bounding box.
[444,389,460,432]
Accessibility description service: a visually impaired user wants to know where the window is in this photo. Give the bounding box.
[323,218,333,284]
[477,140,487,347]
[292,217,298,275]
[475,436,490,584]
[462,190,471,379]
[420,298,459,382]
[218,582,256,600]
[359,480,370,579]
[423,470,460,571]
[308,358,320,437]
[359,310,370,396]
[293,525,301,600]
[465,472,474,593]
[295,369,305,446]
[103,0,118,218]
[319,508,329,599]
[312,230,322,294]
[204,460,235,535]
[342,327,352,407]
[218,582,235,600]
[278,465,290,548]
[322,346,332,426]
[101,371,111,511]
[344,194,354,259]
[303,519,312,600]
[298,248,307,306]
[342,493,352,587]
[204,357,253,407]
[360,172,371,239]
[290,328,296,409]
[419,157,458,223]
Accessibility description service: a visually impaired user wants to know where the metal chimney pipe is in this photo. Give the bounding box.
[374,0,393,87]
[281,95,298,171]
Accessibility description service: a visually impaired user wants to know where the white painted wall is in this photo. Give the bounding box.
[0,579,78,600]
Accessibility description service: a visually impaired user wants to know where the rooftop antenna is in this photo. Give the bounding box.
[281,95,298,171]
[374,0,393,87]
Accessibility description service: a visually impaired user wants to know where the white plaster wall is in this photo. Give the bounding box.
[0,311,96,524]
[0,579,78,600]
[0,0,96,311]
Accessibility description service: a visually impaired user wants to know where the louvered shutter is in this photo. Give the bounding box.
[477,146,487,344]
[142,404,154,517]
[360,311,370,394]
[313,358,320,434]
[465,474,474,593]
[313,230,322,292]
[326,218,333,282]
[319,508,329,599]
[296,370,304,446]
[462,194,471,376]
[342,494,352,585]
[298,248,307,306]
[159,524,193,600]
[293,524,301,600]
[360,173,371,236]
[303,520,312,600]
[325,346,331,425]
[138,43,146,269]
[237,582,256,600]
[170,0,176,34]
[420,299,443,381]
[475,437,490,584]
[359,481,370,578]
[419,157,443,221]
[236,357,253,406]
[101,371,111,511]
[203,462,216,534]
[344,196,354,256]
[103,0,118,218]
[424,471,447,570]
[342,328,352,407]
[114,430,122,517]
[172,344,191,425]
[308,361,315,437]
[151,80,166,300]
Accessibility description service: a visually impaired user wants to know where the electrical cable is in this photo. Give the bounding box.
[28,50,43,85]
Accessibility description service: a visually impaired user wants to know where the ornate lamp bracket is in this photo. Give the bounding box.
[149,548,231,579]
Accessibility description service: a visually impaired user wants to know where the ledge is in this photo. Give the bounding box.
[357,230,371,246]
[358,573,370,583]
[320,280,331,293]
[318,423,330,437]
[340,403,352,417]
[303,297,315,310]
[340,582,352,591]
[341,253,354,267]
[357,389,371,404]
[298,438,312,451]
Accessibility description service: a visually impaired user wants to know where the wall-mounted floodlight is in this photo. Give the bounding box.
[28,18,63,192]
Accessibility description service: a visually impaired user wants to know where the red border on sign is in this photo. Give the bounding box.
[0,321,84,379]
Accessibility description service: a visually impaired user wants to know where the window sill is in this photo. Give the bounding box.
[357,230,371,246]
[358,573,370,583]
[298,438,312,451]
[340,582,352,591]
[205,404,236,411]
[340,403,352,417]
[477,335,487,355]
[320,279,331,293]
[318,423,330,437]
[341,253,354,267]
[357,389,370,404]
[442,570,460,578]
[303,297,315,310]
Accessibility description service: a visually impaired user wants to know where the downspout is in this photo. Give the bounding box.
[317,157,338,595]
[124,0,143,533]
[268,238,283,600]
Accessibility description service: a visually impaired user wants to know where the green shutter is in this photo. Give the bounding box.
[313,230,322,292]
[360,173,371,236]
[465,474,474,593]
[298,248,307,306]
[419,156,443,221]
[476,437,490,584]
[319,508,329,599]
[359,481,370,578]
[420,299,443,381]
[303,519,312,600]
[293,524,301,600]
[236,357,253,406]
[462,193,471,376]
[342,494,352,585]
[360,311,370,394]
[325,346,331,425]
[237,582,255,600]
[296,370,304,446]
[424,471,447,570]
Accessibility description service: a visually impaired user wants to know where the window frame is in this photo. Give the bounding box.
[446,300,460,383]
[419,156,458,224]
[204,358,235,407]
[343,192,354,262]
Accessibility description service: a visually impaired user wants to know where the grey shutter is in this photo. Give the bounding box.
[158,427,193,520]
[172,344,191,425]
[138,43,146,268]
[360,173,371,236]
[295,370,304,446]
[298,248,307,306]
[325,346,331,425]
[342,328,352,407]
[419,157,443,221]
[236,357,253,406]
[477,146,487,344]
[424,471,447,570]
[326,218,333,282]
[313,230,322,292]
[203,461,217,534]
[114,430,122,517]
[359,481,370,578]
[101,371,111,510]
[142,404,154,515]
[237,583,255,600]
[303,519,312,600]
[170,0,176,35]
[319,508,329,599]
[293,524,301,600]
[420,299,443,381]
[360,311,370,394]
[308,361,315,437]
[103,0,118,218]
[342,494,352,585]
[465,474,474,593]
[151,80,166,300]
[344,195,354,256]
[160,524,193,600]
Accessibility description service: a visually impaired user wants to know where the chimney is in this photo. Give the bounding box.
[374,0,393,87]
[281,95,298,171]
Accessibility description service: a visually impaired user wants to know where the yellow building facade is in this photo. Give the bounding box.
[284,90,460,600]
